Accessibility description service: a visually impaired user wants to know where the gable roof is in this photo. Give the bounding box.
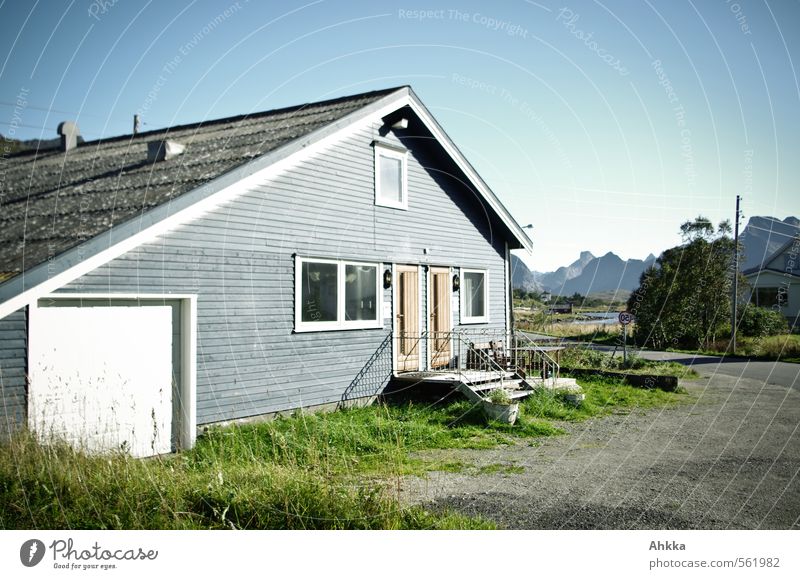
[742,233,800,276]
[0,86,532,318]
[0,87,399,281]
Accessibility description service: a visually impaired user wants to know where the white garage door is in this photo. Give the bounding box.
[29,303,174,457]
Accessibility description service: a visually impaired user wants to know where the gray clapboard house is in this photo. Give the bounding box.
[743,234,800,330]
[0,86,536,457]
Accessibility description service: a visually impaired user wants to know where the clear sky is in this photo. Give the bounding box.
[1,0,798,271]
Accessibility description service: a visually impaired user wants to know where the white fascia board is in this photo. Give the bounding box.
[0,90,413,320]
[405,89,534,253]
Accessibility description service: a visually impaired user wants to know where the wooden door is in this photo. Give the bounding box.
[396,265,420,372]
[429,267,452,368]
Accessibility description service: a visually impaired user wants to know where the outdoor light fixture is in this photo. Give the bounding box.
[452,274,460,292]
[392,117,408,129]
[383,269,393,289]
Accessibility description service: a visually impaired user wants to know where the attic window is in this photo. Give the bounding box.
[374,143,407,210]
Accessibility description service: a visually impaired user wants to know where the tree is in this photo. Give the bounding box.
[627,216,743,350]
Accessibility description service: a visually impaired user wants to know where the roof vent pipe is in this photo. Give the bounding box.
[57,121,79,152]
[147,139,186,162]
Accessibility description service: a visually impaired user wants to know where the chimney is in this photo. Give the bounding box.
[57,121,79,152]
[133,114,140,135]
[147,139,186,162]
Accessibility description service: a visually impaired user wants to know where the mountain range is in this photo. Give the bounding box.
[513,215,799,296]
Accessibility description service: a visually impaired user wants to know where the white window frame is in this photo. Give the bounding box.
[294,256,383,332]
[374,144,408,210]
[460,268,489,324]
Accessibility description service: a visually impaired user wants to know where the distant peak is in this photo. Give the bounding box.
[579,250,594,259]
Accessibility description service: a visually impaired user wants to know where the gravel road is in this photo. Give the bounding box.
[400,367,800,529]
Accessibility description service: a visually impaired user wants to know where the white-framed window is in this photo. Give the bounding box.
[295,256,382,332]
[374,144,407,209]
[460,268,488,324]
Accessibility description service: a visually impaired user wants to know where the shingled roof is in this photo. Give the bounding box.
[0,87,401,282]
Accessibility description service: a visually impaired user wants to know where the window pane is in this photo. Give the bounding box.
[301,262,338,322]
[464,272,485,318]
[379,155,402,203]
[345,265,377,321]
[755,287,779,308]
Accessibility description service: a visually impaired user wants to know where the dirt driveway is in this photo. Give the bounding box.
[400,367,800,529]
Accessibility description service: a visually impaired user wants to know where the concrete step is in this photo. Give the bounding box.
[471,378,525,392]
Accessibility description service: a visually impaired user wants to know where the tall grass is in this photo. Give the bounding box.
[523,375,689,422]
[688,333,800,362]
[559,346,699,378]
[0,380,688,530]
[0,400,560,530]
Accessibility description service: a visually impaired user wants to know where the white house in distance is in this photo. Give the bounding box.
[0,86,548,458]
[743,234,800,330]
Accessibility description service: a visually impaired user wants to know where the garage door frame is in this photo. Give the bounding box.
[28,293,197,453]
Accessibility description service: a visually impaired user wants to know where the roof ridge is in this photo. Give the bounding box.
[7,86,409,158]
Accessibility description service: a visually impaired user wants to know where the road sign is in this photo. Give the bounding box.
[618,311,633,325]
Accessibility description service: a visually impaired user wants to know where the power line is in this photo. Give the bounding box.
[0,120,105,137]
[0,101,169,129]
[0,121,57,131]
[0,100,132,121]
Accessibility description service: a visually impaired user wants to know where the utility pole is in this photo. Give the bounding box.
[731,195,742,353]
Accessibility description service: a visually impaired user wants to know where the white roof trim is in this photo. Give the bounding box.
[0,87,532,319]
[405,90,533,254]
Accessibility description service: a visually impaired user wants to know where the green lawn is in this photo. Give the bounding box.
[558,347,700,379]
[666,334,800,364]
[0,377,689,530]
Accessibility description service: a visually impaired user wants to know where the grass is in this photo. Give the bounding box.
[522,375,689,422]
[558,346,700,379]
[0,378,688,530]
[668,334,800,364]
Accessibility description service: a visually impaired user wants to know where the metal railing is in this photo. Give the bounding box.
[513,331,560,388]
[396,329,560,387]
[340,333,393,407]
[397,329,507,376]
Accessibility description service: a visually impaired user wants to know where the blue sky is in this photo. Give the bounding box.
[1,0,798,270]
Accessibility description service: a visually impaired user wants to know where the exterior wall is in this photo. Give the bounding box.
[744,270,800,321]
[32,120,512,426]
[0,307,27,439]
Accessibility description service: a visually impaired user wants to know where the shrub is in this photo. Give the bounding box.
[560,347,607,368]
[738,306,787,337]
